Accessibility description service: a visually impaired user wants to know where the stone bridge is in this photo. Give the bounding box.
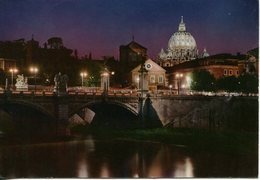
[0,91,258,135]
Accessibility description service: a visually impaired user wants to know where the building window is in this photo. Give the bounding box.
[229,70,233,75]
[158,75,164,83]
[150,75,155,83]
[224,69,227,75]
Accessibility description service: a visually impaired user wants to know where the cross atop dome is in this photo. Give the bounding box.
[178,16,186,32]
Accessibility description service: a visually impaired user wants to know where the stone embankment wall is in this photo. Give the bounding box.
[151,96,258,131]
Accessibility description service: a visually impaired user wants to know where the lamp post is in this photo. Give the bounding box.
[176,73,183,95]
[80,72,87,87]
[9,68,18,90]
[138,56,148,128]
[110,71,115,87]
[30,67,38,92]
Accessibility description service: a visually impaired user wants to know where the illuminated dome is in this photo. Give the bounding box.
[168,32,197,51]
[158,16,199,67]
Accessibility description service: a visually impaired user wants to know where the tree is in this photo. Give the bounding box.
[47,37,63,49]
[0,69,6,85]
[0,40,26,59]
[216,76,239,92]
[190,69,216,91]
[237,74,258,93]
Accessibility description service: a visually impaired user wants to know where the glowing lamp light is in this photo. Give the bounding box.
[30,67,38,73]
[80,72,87,77]
[29,66,38,92]
[136,77,140,82]
[80,71,88,87]
[9,68,18,89]
[176,73,183,78]
[103,72,109,77]
[9,68,18,73]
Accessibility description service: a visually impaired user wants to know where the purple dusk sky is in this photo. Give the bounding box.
[0,0,258,59]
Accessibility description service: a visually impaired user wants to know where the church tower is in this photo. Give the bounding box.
[25,35,39,66]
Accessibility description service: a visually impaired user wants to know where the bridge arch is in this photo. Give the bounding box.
[69,100,140,128]
[69,100,138,118]
[0,100,57,135]
[0,100,55,120]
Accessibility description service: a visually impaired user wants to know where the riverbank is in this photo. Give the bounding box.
[71,126,258,155]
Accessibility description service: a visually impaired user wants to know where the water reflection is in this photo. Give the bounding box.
[100,163,110,177]
[173,157,194,177]
[77,158,88,178]
[0,137,257,178]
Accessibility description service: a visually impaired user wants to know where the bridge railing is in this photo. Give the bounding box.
[0,88,258,97]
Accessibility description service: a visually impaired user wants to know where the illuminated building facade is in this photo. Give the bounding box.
[130,59,166,91]
[166,55,244,92]
[0,58,17,72]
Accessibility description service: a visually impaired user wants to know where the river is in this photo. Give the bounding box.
[0,135,257,178]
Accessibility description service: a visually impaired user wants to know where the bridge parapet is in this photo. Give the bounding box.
[0,90,257,133]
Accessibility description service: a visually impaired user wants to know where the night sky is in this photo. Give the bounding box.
[0,0,258,59]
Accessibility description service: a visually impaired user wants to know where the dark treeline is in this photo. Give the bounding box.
[190,69,258,93]
[0,37,120,86]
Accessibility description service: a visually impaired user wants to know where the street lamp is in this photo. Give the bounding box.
[176,73,183,95]
[9,68,18,89]
[80,72,88,87]
[30,66,38,92]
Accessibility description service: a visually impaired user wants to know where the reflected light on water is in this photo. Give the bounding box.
[148,166,163,178]
[173,157,194,177]
[132,153,139,178]
[100,163,110,178]
[133,173,139,178]
[147,155,163,177]
[147,146,167,178]
[77,158,88,178]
